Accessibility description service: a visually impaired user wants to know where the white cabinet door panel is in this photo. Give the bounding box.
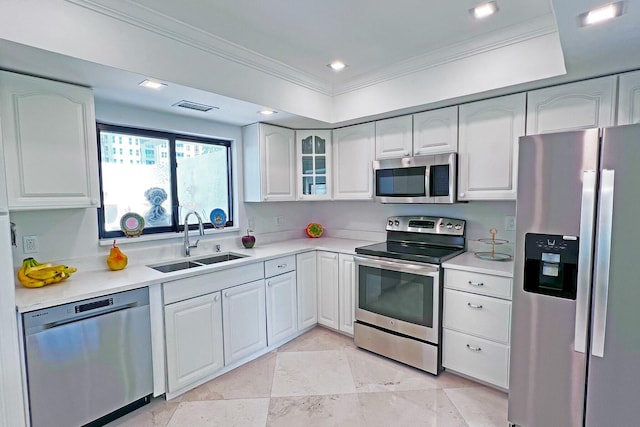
[164,292,224,393]
[375,116,412,160]
[333,123,375,199]
[338,253,356,335]
[0,71,99,209]
[458,93,525,200]
[443,328,509,389]
[618,70,640,125]
[443,289,512,344]
[527,76,617,134]
[222,279,267,365]
[296,252,317,330]
[317,251,339,329]
[266,271,298,345]
[413,106,458,155]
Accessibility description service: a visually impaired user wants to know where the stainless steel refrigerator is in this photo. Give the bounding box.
[508,123,640,427]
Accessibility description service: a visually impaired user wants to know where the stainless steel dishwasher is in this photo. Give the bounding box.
[23,288,153,427]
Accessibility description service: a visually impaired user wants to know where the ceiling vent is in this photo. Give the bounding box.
[172,100,218,112]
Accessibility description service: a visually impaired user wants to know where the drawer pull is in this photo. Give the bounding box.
[468,281,484,287]
[277,264,287,268]
[466,344,482,352]
[467,302,483,309]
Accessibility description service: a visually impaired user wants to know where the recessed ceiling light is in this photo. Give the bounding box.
[328,61,347,71]
[258,109,277,115]
[470,1,498,19]
[578,2,624,26]
[139,79,167,90]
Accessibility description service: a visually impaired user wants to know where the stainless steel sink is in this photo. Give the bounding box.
[196,253,246,265]
[148,252,249,273]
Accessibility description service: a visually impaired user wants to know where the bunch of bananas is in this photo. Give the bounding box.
[17,257,78,288]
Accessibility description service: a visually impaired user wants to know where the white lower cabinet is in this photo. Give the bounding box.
[266,271,298,345]
[222,279,267,365]
[317,251,339,329]
[296,252,317,329]
[338,253,356,335]
[443,268,512,389]
[164,292,224,394]
[443,329,510,389]
[316,251,356,335]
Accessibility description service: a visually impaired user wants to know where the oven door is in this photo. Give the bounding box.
[354,255,440,344]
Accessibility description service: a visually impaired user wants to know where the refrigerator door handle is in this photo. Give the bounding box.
[592,169,615,358]
[574,170,597,353]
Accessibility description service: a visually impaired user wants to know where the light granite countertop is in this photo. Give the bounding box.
[14,237,374,313]
[443,252,514,277]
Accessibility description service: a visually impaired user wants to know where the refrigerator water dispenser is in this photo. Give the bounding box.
[523,233,578,299]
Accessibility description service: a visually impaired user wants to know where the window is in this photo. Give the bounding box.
[97,123,234,239]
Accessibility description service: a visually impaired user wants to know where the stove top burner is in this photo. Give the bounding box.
[355,241,464,265]
[355,215,466,264]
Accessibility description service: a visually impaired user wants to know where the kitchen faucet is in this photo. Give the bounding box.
[184,210,204,256]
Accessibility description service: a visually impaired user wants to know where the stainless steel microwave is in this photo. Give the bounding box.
[373,153,457,203]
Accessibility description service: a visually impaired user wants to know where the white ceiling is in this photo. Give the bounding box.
[0,0,639,128]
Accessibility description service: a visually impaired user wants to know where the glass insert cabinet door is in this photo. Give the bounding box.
[296,130,332,199]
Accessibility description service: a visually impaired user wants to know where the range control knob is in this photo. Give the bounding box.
[454,224,462,230]
[446,223,453,229]
[394,220,400,226]
[439,223,445,228]
[388,220,394,226]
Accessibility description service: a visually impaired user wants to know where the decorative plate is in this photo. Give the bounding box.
[120,212,145,237]
[209,208,227,227]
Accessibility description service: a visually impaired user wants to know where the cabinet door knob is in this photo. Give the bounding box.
[267,282,272,287]
[459,192,465,197]
[214,294,220,301]
[90,199,98,205]
[225,292,230,298]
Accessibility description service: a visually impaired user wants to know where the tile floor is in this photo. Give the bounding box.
[108,327,508,427]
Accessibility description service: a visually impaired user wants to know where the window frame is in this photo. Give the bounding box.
[96,123,234,239]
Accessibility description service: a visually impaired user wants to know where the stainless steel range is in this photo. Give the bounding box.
[354,216,465,375]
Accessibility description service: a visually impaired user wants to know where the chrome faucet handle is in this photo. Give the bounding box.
[191,239,200,248]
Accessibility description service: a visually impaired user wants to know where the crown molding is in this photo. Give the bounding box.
[66,1,558,99]
[332,14,559,95]
[65,0,333,95]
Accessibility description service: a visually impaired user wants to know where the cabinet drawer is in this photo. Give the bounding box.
[443,328,509,389]
[265,255,295,277]
[443,289,511,343]
[163,262,264,304]
[444,269,512,300]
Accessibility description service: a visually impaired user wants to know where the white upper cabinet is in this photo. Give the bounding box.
[526,76,617,135]
[296,130,332,200]
[412,106,458,155]
[618,70,640,125]
[0,71,100,210]
[243,123,295,202]
[332,123,375,200]
[458,93,525,201]
[375,116,413,160]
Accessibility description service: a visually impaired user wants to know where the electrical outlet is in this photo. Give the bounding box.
[504,216,516,231]
[23,236,39,254]
[275,215,284,226]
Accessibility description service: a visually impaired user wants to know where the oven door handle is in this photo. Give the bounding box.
[354,255,439,276]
